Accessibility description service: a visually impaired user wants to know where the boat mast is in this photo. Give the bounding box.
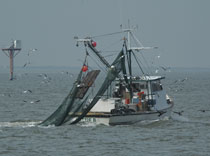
[122,29,134,99]
[127,29,132,77]
[122,29,133,76]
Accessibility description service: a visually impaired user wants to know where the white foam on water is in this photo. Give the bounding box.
[0,121,41,128]
[134,116,170,125]
[37,124,55,129]
[79,121,98,127]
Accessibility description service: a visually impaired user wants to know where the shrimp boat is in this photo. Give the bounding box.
[87,76,173,126]
[40,28,174,127]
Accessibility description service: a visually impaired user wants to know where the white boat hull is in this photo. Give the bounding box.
[109,105,173,125]
[82,116,110,126]
[81,103,173,126]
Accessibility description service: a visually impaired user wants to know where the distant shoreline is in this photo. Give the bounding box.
[0,66,210,73]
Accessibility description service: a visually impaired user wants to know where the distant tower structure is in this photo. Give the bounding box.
[2,40,21,80]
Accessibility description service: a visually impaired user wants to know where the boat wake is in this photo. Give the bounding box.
[79,122,98,127]
[123,117,170,127]
[171,112,190,122]
[78,121,108,127]
[0,120,41,128]
[171,112,210,126]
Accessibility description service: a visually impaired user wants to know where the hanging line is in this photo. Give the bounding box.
[131,51,145,75]
[86,49,108,74]
[82,47,89,66]
[84,48,101,98]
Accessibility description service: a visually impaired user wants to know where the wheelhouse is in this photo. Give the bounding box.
[113,76,166,111]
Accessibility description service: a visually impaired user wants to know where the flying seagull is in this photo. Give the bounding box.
[23,90,32,94]
[198,110,210,113]
[22,61,30,68]
[30,100,41,104]
[173,111,184,116]
[28,48,38,56]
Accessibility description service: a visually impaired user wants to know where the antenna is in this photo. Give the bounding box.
[2,40,22,80]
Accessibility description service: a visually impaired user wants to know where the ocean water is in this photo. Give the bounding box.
[0,68,210,156]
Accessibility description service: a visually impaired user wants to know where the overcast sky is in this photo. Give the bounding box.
[0,0,210,68]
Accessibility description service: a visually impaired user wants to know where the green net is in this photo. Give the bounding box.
[39,69,83,126]
[40,50,124,126]
[70,50,124,124]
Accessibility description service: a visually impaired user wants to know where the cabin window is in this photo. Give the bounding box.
[132,83,147,92]
[140,84,147,89]
[132,83,140,92]
[151,81,163,92]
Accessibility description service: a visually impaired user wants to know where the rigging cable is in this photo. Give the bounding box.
[103,53,118,58]
[91,31,124,39]
[87,50,108,74]
[84,49,104,98]
[101,38,123,52]
[132,51,152,76]
[98,39,123,60]
[130,31,144,47]
[131,51,145,75]
[130,33,153,75]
